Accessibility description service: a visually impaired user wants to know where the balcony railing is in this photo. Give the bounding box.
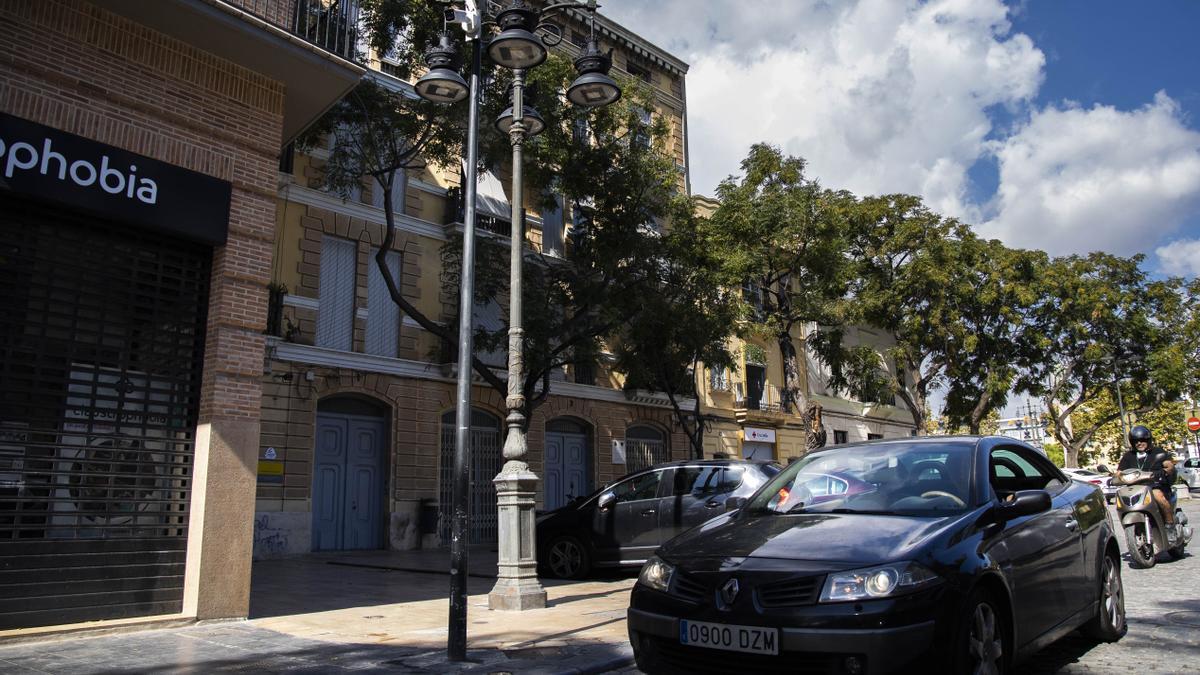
[733,382,782,413]
[227,0,359,61]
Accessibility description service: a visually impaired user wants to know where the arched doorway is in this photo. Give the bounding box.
[544,417,592,510]
[312,396,388,551]
[626,424,668,473]
[439,408,502,545]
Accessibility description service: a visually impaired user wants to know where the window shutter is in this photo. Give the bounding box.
[473,299,507,367]
[316,236,356,351]
[365,248,402,357]
[371,170,407,215]
[541,194,564,256]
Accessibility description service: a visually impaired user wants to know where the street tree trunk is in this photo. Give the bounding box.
[777,330,803,415]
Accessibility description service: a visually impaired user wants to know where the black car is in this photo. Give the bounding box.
[627,437,1125,674]
[537,459,780,579]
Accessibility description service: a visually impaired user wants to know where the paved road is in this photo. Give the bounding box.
[607,500,1200,674]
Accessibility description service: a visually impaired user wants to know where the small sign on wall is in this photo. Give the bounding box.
[257,460,284,484]
[744,427,776,443]
[612,440,626,464]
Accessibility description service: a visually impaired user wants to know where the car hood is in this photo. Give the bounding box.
[661,511,964,566]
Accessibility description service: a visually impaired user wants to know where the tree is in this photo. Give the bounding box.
[1035,253,1185,467]
[702,145,855,414]
[1072,394,1190,464]
[809,194,971,436]
[942,240,1048,433]
[610,200,738,458]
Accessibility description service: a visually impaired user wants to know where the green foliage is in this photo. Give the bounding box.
[1036,253,1186,466]
[702,145,857,412]
[1043,441,1065,468]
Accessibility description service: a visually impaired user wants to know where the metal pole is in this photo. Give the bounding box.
[1113,376,1130,450]
[448,33,483,663]
[506,69,527,452]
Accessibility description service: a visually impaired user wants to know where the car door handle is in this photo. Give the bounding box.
[641,509,657,517]
[704,500,721,508]
[1065,518,1077,531]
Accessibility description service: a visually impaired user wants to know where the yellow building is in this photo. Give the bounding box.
[253,4,695,556]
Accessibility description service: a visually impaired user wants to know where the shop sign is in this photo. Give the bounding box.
[0,113,231,245]
[744,427,776,443]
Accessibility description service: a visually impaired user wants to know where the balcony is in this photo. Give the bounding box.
[733,381,786,424]
[94,0,365,144]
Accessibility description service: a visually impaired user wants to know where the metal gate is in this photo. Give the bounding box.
[625,425,669,473]
[0,197,210,629]
[438,409,501,545]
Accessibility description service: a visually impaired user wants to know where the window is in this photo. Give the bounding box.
[626,56,652,84]
[741,279,765,319]
[868,433,883,441]
[365,248,402,357]
[709,366,730,392]
[612,470,663,503]
[540,194,565,256]
[626,425,668,472]
[990,446,1066,496]
[371,170,406,215]
[473,298,507,368]
[569,30,588,48]
[672,466,723,496]
[633,107,652,149]
[833,430,848,445]
[315,237,356,351]
[573,360,595,385]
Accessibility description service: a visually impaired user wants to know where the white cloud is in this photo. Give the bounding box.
[979,92,1200,255]
[606,0,1044,215]
[1156,238,1200,278]
[604,0,1200,258]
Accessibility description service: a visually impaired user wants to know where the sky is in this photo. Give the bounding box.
[604,0,1200,278]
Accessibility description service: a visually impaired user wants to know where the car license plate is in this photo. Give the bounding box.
[679,619,778,655]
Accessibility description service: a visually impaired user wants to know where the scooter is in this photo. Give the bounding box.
[1102,465,1193,568]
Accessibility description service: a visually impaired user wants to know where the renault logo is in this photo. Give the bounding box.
[720,578,740,606]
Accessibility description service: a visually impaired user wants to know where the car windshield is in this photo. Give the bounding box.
[746,441,976,516]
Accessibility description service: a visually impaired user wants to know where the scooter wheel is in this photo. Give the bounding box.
[1125,526,1157,569]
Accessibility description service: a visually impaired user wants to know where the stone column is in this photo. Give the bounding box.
[488,68,546,611]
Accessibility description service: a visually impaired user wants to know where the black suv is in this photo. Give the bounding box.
[537,459,780,579]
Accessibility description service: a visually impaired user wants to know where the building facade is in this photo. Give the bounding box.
[0,0,360,632]
[252,5,696,557]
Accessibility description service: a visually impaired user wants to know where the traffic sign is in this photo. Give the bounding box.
[1188,417,1200,432]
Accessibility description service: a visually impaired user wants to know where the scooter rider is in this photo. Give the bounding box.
[1116,425,1178,542]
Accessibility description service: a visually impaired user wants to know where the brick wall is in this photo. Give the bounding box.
[0,0,284,423]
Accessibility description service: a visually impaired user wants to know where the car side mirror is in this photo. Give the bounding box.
[597,491,616,511]
[997,490,1052,520]
[725,496,747,512]
[1096,464,1111,474]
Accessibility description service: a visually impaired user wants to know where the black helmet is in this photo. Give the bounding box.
[1129,425,1152,446]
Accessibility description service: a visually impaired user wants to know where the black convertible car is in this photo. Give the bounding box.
[628,437,1125,674]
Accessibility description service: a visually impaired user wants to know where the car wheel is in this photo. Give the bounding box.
[545,535,590,579]
[1083,553,1126,642]
[1124,525,1157,568]
[951,589,1009,675]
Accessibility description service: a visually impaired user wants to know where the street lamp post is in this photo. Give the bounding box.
[483,0,620,613]
[414,0,621,654]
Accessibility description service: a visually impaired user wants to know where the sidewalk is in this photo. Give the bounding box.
[0,551,638,674]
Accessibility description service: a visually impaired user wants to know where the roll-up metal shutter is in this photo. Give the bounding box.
[0,195,210,629]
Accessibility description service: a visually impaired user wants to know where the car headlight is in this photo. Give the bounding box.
[820,561,940,603]
[637,556,675,593]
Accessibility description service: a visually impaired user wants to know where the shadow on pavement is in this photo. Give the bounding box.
[0,623,635,675]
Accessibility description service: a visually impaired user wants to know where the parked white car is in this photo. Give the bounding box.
[1179,458,1200,490]
[1062,467,1117,502]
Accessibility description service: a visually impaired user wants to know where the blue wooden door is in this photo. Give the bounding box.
[313,413,384,551]
[544,431,589,510]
